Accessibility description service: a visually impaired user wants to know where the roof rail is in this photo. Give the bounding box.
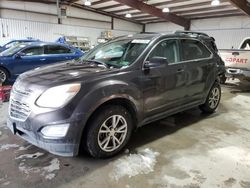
[175,30,209,37]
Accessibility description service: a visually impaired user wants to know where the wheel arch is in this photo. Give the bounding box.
[85,97,139,131]
[78,97,139,154]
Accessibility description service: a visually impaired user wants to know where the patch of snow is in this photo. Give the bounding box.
[45,173,56,180]
[2,181,10,186]
[18,158,60,180]
[110,148,159,181]
[0,144,19,151]
[15,152,44,160]
[18,162,41,175]
[43,158,60,173]
[231,95,250,109]
[154,146,250,187]
[18,145,32,151]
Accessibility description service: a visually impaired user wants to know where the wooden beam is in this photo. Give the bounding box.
[229,0,250,15]
[113,0,190,29]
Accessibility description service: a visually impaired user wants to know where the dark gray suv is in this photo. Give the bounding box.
[7,32,222,158]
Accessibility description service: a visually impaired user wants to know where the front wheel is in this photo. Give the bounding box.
[85,105,133,158]
[0,68,8,84]
[199,82,221,114]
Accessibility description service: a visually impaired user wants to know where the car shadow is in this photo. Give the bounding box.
[126,108,210,151]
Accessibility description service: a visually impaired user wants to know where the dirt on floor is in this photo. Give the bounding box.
[0,80,250,188]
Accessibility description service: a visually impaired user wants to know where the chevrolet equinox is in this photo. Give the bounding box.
[7,31,222,158]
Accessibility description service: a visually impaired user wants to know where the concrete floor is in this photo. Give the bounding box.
[0,80,250,188]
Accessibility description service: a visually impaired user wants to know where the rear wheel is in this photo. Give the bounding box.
[0,68,8,84]
[85,105,133,158]
[199,82,221,114]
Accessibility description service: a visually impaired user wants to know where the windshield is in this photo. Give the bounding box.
[82,39,150,68]
[240,39,250,49]
[0,43,29,56]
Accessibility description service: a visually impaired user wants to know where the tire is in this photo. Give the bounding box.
[199,82,221,114]
[0,68,8,84]
[85,105,133,158]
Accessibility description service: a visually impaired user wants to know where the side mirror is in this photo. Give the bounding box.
[144,56,168,69]
[14,52,25,59]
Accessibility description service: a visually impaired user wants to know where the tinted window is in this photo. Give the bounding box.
[22,47,44,56]
[181,39,211,61]
[148,40,179,64]
[45,45,72,54]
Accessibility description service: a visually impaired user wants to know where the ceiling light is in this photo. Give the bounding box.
[84,0,91,6]
[125,13,132,18]
[162,7,170,13]
[211,0,220,6]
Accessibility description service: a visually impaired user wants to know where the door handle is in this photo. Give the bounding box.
[40,58,46,61]
[232,52,239,56]
[177,68,184,73]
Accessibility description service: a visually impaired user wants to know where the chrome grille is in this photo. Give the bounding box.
[9,99,31,122]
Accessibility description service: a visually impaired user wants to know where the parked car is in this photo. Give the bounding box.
[0,42,84,84]
[219,37,250,83]
[0,38,40,52]
[7,32,221,158]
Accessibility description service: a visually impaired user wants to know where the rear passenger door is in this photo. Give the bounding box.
[142,39,187,117]
[180,39,215,102]
[44,45,75,64]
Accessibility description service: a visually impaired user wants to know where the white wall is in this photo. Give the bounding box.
[0,1,143,45]
[146,16,250,49]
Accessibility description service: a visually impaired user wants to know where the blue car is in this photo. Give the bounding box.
[0,42,84,84]
[0,39,40,52]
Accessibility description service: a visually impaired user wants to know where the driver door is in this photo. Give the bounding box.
[142,39,187,117]
[12,46,45,76]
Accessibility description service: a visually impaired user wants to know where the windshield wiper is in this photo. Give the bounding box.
[86,60,109,68]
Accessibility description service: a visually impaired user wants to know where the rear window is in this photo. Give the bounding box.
[181,39,211,61]
[240,39,250,49]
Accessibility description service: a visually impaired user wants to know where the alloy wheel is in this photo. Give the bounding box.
[208,87,220,109]
[0,69,6,83]
[98,115,128,152]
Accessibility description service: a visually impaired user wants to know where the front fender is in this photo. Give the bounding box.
[73,79,144,126]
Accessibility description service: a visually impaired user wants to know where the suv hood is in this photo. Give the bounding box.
[19,60,114,86]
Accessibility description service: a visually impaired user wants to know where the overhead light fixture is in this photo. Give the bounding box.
[84,0,91,6]
[125,13,132,18]
[211,0,220,6]
[162,7,170,13]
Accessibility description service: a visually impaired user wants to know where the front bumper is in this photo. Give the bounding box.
[7,85,86,156]
[7,115,83,157]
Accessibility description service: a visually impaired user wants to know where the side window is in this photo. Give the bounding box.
[181,39,211,61]
[148,39,179,64]
[21,46,44,56]
[44,45,72,55]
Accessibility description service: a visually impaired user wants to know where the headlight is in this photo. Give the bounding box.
[36,83,81,108]
[41,124,70,138]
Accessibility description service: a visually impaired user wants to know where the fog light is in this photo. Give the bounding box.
[41,124,70,138]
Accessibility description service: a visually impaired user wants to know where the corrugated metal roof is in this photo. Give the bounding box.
[71,0,245,24]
